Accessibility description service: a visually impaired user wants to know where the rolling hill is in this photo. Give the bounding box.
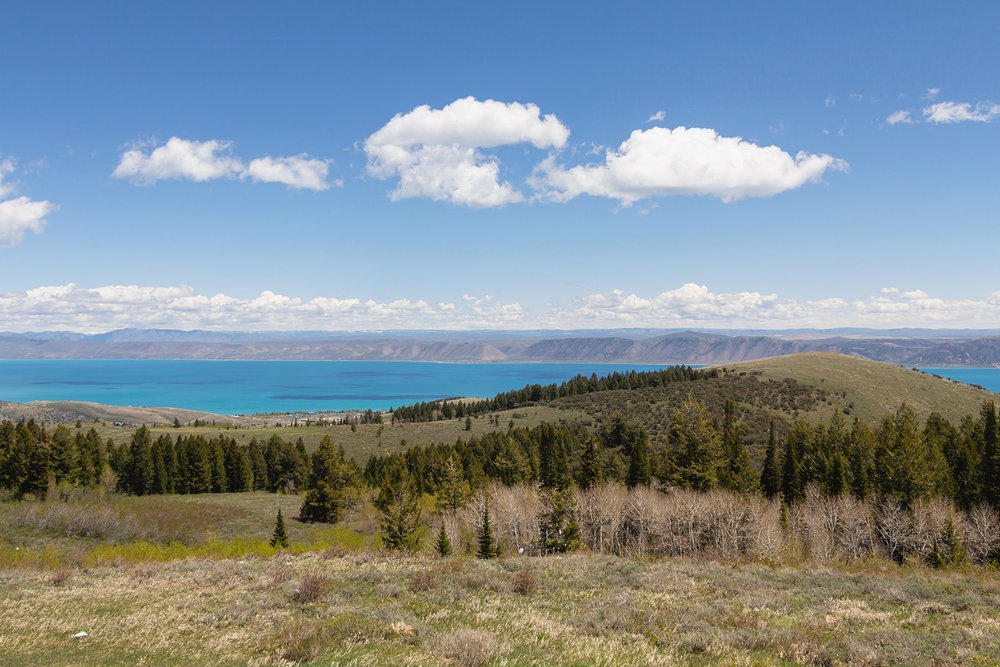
[550,352,996,452]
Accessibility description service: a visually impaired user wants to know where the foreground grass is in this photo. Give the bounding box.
[1,552,998,666]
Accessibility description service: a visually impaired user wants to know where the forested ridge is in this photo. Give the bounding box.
[389,365,712,422]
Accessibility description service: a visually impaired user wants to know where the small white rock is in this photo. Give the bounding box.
[72,632,88,639]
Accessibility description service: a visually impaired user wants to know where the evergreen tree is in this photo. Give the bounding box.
[476,497,498,559]
[49,425,79,485]
[922,412,955,498]
[848,418,875,500]
[625,427,651,488]
[665,396,719,490]
[717,400,758,493]
[374,458,422,551]
[760,420,780,499]
[538,423,570,491]
[436,455,469,513]
[247,438,269,491]
[149,439,168,495]
[300,436,353,523]
[269,508,289,548]
[577,437,603,490]
[781,421,809,504]
[825,454,848,496]
[435,522,453,557]
[222,440,254,492]
[952,415,984,510]
[873,404,936,507]
[186,438,213,493]
[23,433,50,498]
[124,426,154,495]
[209,439,227,493]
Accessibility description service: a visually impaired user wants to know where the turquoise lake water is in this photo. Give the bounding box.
[0,360,996,415]
[0,360,670,414]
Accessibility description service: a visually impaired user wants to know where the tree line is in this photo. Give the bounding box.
[366,398,1000,512]
[0,423,354,499]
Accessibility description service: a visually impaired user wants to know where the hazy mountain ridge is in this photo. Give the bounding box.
[1,329,999,365]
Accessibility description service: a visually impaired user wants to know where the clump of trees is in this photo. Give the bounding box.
[0,423,319,499]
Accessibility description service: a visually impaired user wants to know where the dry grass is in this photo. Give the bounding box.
[428,627,500,666]
[1,551,998,666]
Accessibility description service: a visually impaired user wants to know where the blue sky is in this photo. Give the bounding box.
[1,1,999,331]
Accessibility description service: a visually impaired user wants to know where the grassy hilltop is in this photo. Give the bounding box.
[730,352,996,424]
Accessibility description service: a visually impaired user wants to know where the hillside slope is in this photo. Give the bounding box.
[727,352,996,425]
[551,353,995,452]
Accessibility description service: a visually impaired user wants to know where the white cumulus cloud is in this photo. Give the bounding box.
[566,285,1000,328]
[924,100,1000,124]
[364,97,569,207]
[0,284,525,332]
[886,110,913,125]
[533,126,848,205]
[4,282,1000,332]
[113,137,336,190]
[113,137,244,183]
[245,155,337,191]
[0,159,56,247]
[647,110,666,122]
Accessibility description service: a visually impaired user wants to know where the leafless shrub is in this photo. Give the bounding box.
[511,567,538,596]
[873,499,912,563]
[291,574,332,604]
[407,568,438,593]
[443,482,981,569]
[576,483,627,554]
[749,498,787,561]
[428,628,499,667]
[966,503,1000,564]
[910,497,968,565]
[490,483,541,555]
[49,569,72,586]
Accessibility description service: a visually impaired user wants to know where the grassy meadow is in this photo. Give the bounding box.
[2,541,999,666]
[2,490,1000,665]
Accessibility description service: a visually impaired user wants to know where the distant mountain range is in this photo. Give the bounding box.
[1,328,1000,365]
